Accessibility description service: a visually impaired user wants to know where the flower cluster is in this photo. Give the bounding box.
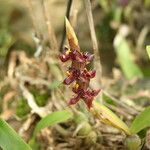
[60,18,100,109]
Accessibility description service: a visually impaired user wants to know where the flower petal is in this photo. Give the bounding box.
[71,50,84,62]
[82,89,101,109]
[83,52,94,62]
[59,54,70,62]
[84,98,93,109]
[63,75,75,85]
[92,89,101,96]
[68,94,81,105]
[86,70,96,78]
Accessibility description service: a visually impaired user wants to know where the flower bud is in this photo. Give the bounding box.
[125,135,141,150]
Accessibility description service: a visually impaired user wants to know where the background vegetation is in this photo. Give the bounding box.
[0,0,150,149]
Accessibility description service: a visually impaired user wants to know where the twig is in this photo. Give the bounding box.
[41,0,58,51]
[33,33,43,57]
[20,83,50,117]
[83,0,98,53]
[105,103,133,120]
[54,124,71,136]
[26,0,43,57]
[26,0,39,38]
[19,114,37,137]
[18,75,49,87]
[83,0,102,82]
[69,1,78,28]
[59,0,73,52]
[102,90,139,115]
[7,51,17,78]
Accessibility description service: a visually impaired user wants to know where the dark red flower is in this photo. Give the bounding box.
[82,89,100,109]
[83,52,94,62]
[69,88,101,109]
[63,68,80,85]
[59,47,71,62]
[60,18,100,109]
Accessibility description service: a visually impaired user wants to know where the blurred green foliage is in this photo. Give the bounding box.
[98,0,150,77]
[16,98,31,118]
[114,34,143,79]
[0,0,34,63]
[0,0,149,149]
[29,87,49,107]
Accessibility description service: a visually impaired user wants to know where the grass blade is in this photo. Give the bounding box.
[33,110,73,136]
[130,106,150,134]
[114,34,143,79]
[0,119,31,150]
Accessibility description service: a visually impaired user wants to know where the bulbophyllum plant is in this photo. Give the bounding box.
[59,18,134,140]
[59,17,150,150]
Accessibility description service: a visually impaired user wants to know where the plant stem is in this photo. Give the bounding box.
[84,0,102,84]
[26,0,44,57]
[41,0,58,51]
[83,0,102,83]
[59,0,73,52]
[84,0,98,54]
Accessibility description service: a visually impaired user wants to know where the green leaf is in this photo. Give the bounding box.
[114,35,143,79]
[130,106,150,134]
[146,45,150,59]
[33,110,73,136]
[0,119,31,150]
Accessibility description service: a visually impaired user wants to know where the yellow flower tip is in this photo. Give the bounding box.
[66,71,70,76]
[75,83,79,89]
[65,17,80,51]
[84,68,88,71]
[66,49,71,55]
[72,82,79,90]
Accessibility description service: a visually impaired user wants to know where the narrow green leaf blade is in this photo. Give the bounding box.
[114,35,143,79]
[130,106,150,134]
[146,45,150,59]
[33,110,73,136]
[0,119,31,150]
